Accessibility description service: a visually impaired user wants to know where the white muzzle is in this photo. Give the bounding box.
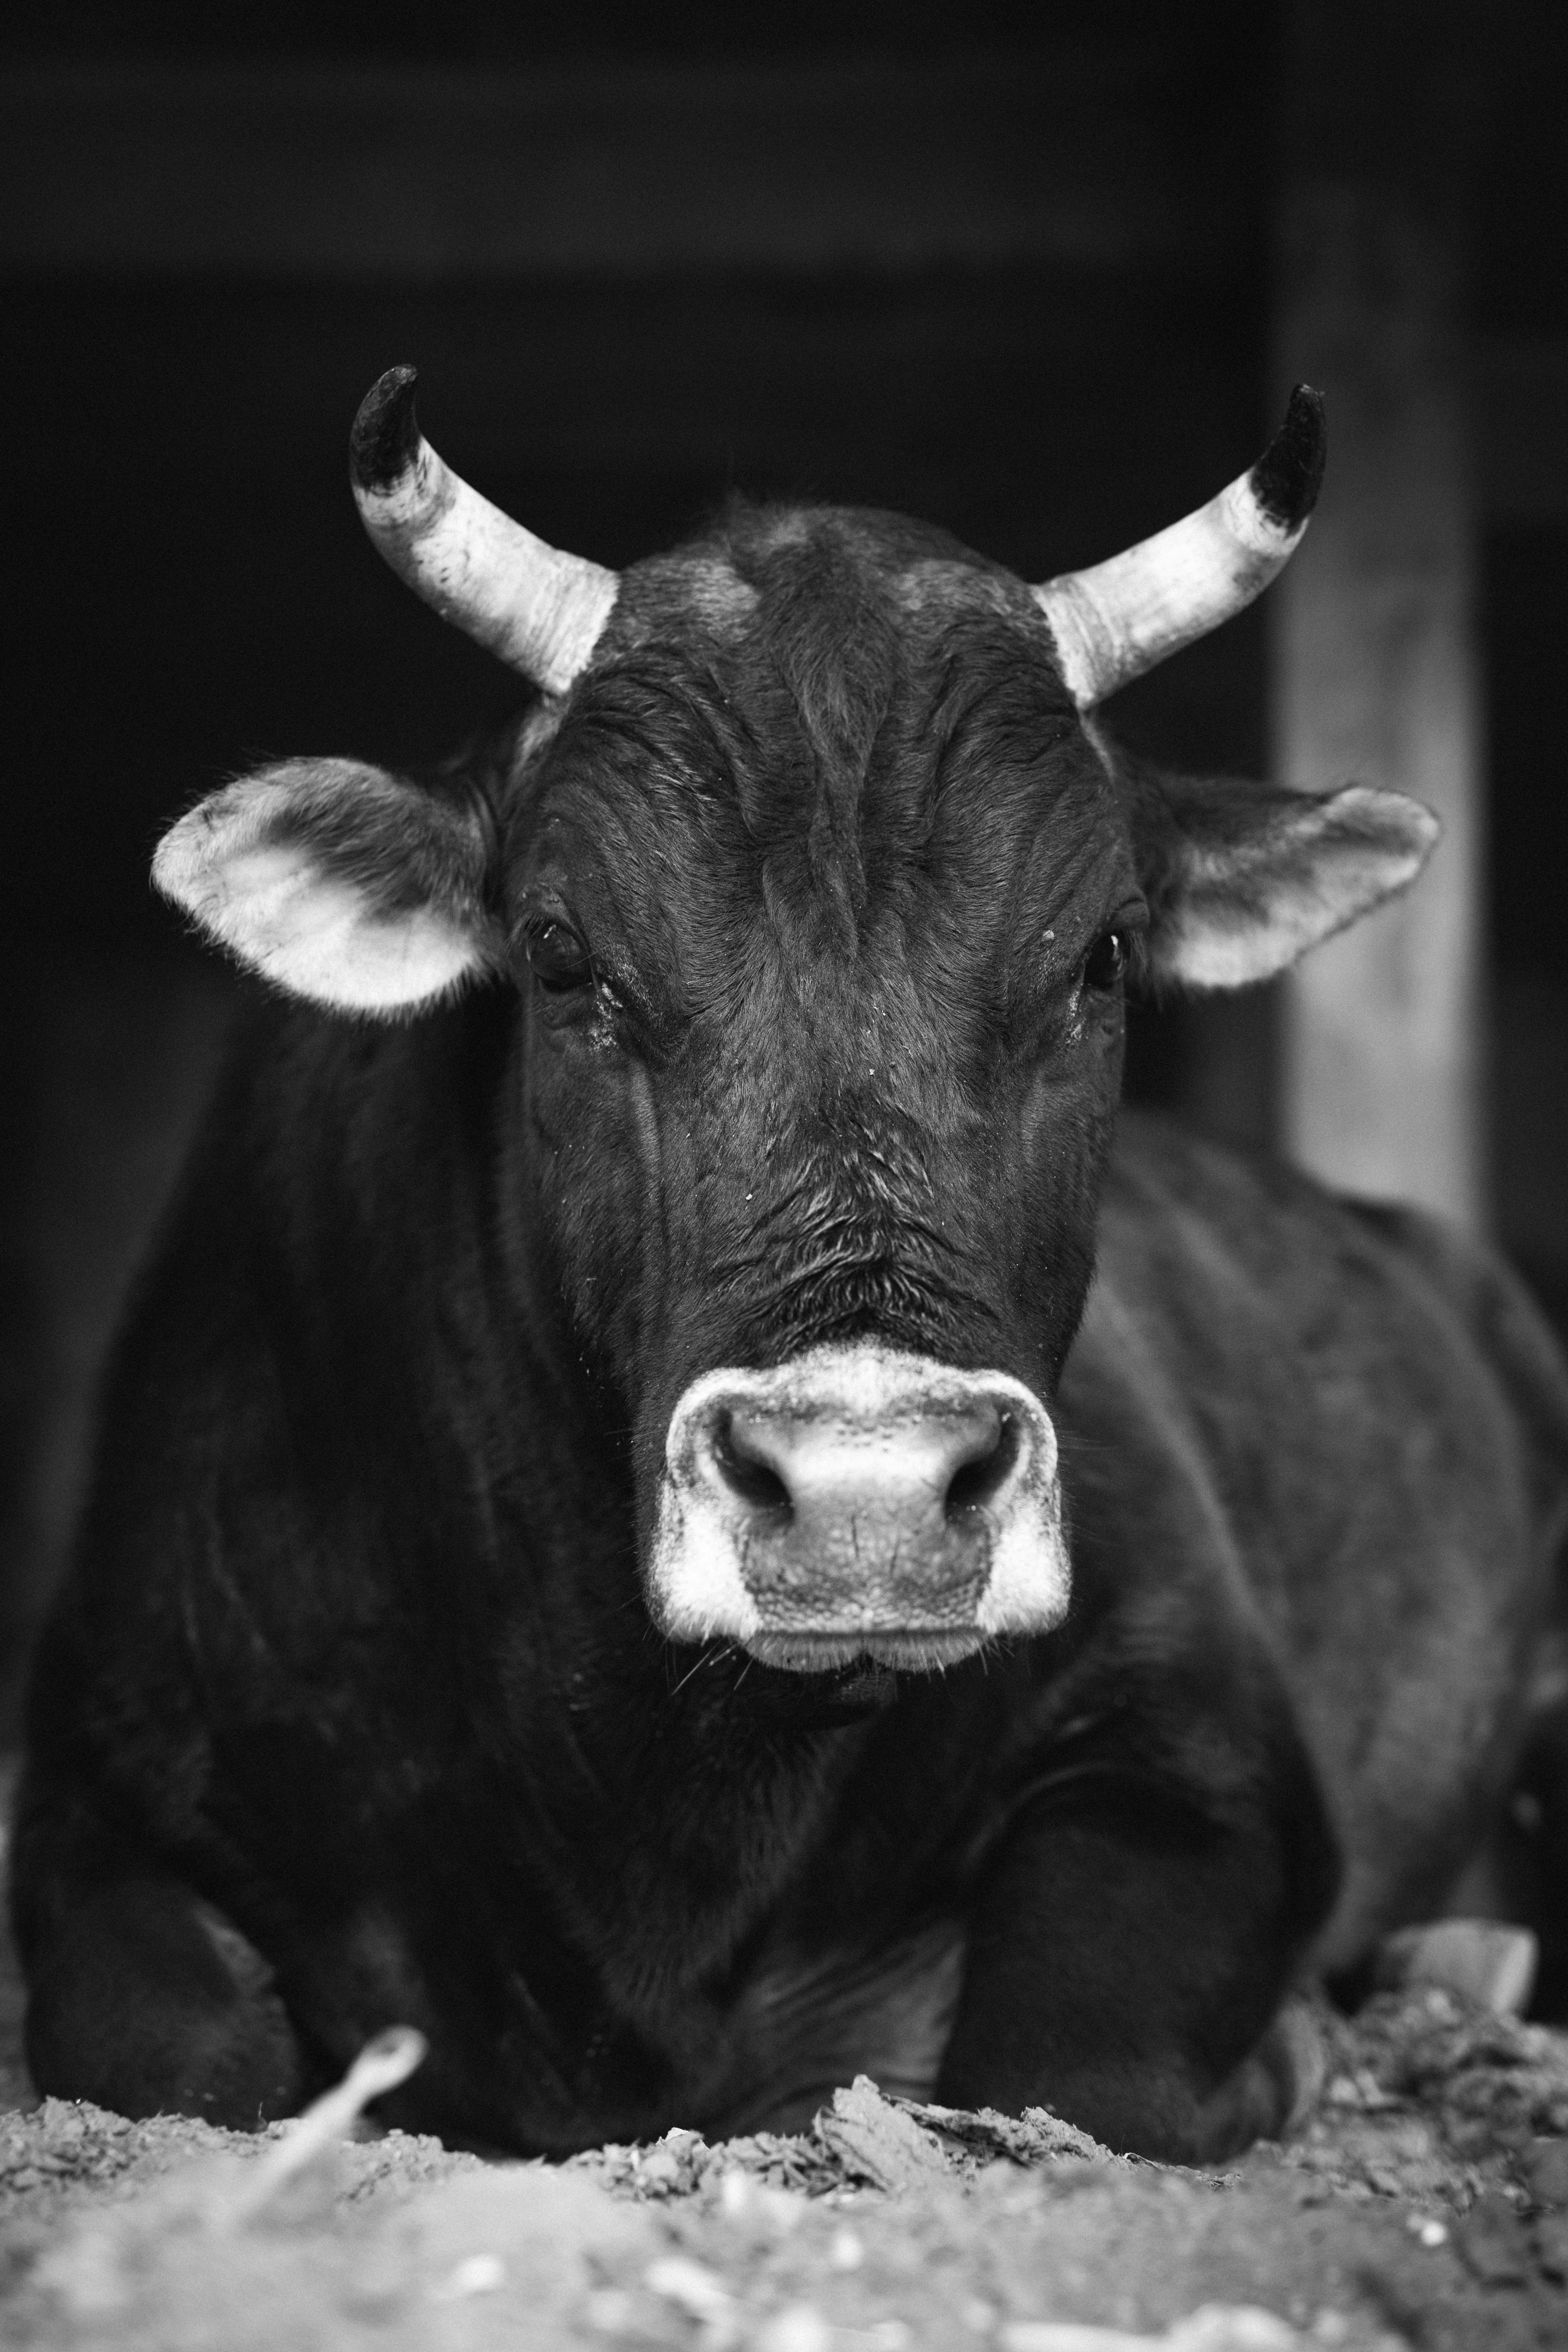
[650,1343,1069,1672]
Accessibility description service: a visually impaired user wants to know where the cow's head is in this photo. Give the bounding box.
[155,370,1435,1674]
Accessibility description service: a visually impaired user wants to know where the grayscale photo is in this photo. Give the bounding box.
[1,4,1566,2345]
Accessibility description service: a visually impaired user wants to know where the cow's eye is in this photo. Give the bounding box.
[1083,930,1128,991]
[525,920,594,992]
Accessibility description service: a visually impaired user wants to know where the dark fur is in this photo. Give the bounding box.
[12,502,1568,2160]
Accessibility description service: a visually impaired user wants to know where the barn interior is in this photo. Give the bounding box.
[1,0,1566,1756]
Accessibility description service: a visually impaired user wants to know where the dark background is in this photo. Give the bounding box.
[2,1,1565,1735]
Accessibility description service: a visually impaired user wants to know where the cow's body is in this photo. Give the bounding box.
[14,1049,1566,2156]
[14,399,1568,2159]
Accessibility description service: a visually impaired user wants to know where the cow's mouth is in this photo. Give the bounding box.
[742,1629,987,1676]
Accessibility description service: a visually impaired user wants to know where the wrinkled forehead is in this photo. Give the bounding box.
[519,508,1106,846]
[508,514,1137,1031]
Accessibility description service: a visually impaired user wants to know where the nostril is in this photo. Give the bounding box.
[945,1412,1020,1520]
[713,1414,793,1518]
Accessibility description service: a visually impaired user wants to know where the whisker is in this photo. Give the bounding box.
[669,1645,723,1698]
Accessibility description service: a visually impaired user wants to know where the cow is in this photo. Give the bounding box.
[10,370,1568,2166]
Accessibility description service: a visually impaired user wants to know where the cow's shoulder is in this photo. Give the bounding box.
[1062,1111,1568,1959]
[1331,1192,1568,1499]
[1090,1109,1568,1491]
[1060,1102,1568,1682]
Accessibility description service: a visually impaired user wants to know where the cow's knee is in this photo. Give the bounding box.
[25,1877,311,2127]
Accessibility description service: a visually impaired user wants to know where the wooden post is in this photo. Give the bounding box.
[1273,3,1486,1227]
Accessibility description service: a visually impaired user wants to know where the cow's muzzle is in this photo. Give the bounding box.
[650,1343,1069,1672]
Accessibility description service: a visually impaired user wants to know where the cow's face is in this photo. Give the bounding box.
[503,513,1130,1665]
[156,483,1434,1674]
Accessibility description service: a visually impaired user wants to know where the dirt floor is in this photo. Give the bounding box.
[2,1855,1568,2350]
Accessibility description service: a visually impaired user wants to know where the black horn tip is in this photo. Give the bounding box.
[351,365,422,493]
[1250,384,1327,533]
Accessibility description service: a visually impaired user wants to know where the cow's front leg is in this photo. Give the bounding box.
[936,1777,1337,2163]
[19,1870,314,2129]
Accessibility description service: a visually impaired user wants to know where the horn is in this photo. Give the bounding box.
[1034,385,1327,708]
[350,367,618,696]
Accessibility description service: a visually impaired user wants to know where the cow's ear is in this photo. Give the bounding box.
[153,757,503,1013]
[1124,759,1440,990]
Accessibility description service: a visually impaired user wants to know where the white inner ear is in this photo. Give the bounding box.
[1154,785,1440,990]
[154,770,490,1012]
[193,838,484,1010]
